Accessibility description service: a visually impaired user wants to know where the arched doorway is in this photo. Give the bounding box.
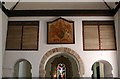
[14,59,32,78]
[39,47,84,77]
[92,60,113,79]
[45,54,79,79]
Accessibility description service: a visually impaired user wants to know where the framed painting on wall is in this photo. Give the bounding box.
[47,17,75,44]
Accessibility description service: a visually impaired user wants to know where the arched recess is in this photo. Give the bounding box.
[91,60,113,78]
[45,54,79,78]
[39,47,84,77]
[14,59,32,77]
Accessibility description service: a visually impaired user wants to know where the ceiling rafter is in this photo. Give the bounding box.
[113,1,120,15]
[103,0,112,11]
[10,0,20,11]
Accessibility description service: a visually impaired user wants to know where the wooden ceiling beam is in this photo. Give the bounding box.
[1,1,120,17]
[113,1,120,15]
[8,9,113,17]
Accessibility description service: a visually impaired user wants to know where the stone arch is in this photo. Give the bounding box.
[13,59,32,77]
[91,60,113,77]
[14,59,31,66]
[39,47,84,77]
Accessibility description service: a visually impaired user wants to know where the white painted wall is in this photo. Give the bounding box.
[114,8,120,77]
[118,9,120,77]
[0,9,2,79]
[2,16,118,77]
[0,9,8,78]
[2,10,8,60]
[2,11,8,78]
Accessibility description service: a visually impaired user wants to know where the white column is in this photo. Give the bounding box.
[114,8,120,77]
[99,63,104,78]
[18,61,26,77]
[118,9,120,77]
[18,61,24,77]
[1,8,8,78]
[0,8,2,79]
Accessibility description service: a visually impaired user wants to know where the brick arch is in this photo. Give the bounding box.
[39,47,84,77]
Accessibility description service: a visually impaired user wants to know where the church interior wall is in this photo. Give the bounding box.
[0,9,2,79]
[1,9,8,78]
[114,8,120,77]
[2,16,118,77]
[118,8,120,77]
